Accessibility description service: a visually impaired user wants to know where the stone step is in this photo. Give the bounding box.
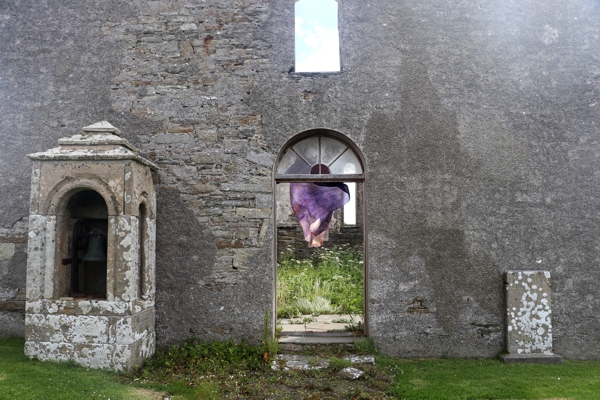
[279,334,364,344]
[271,354,375,371]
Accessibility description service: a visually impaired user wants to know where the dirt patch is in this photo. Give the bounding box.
[125,387,166,400]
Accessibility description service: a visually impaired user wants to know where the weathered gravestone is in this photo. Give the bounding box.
[500,270,563,364]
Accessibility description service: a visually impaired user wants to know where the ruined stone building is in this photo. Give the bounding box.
[1,0,599,368]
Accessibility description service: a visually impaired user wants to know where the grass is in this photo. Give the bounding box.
[382,357,600,399]
[3,338,600,399]
[277,245,364,319]
[130,338,267,399]
[126,341,388,399]
[0,338,162,400]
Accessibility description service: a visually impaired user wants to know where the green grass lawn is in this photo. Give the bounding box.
[381,357,600,399]
[3,337,600,399]
[0,338,162,400]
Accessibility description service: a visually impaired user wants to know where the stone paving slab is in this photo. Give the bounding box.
[271,353,376,371]
[500,353,563,364]
[278,314,363,333]
[278,335,361,344]
[271,354,330,371]
[338,367,365,379]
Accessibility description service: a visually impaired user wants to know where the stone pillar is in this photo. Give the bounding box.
[24,121,158,371]
[500,270,562,364]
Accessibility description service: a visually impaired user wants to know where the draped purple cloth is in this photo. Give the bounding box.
[290,182,350,247]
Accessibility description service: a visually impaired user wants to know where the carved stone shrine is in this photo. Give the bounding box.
[24,121,158,370]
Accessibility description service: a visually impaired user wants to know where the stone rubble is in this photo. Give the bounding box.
[271,353,375,379]
[338,367,365,380]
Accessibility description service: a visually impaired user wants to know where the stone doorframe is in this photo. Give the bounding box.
[272,128,368,337]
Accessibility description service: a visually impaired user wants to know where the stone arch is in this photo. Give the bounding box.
[275,128,366,173]
[43,180,115,299]
[138,191,156,219]
[43,176,120,216]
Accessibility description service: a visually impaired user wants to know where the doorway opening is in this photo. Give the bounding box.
[274,130,366,343]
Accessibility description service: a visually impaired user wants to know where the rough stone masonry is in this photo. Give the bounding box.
[1,0,600,361]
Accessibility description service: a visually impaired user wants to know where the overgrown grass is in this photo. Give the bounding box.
[130,338,267,399]
[4,338,600,399]
[277,245,363,318]
[128,340,388,399]
[140,338,265,379]
[0,338,161,400]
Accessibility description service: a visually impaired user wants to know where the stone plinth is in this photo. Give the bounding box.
[501,270,562,364]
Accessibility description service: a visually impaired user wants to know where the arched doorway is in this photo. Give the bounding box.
[273,129,367,343]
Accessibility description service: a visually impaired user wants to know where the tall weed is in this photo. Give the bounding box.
[143,339,265,380]
[277,245,363,318]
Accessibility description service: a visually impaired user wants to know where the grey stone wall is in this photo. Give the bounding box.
[277,225,363,261]
[253,0,600,359]
[1,0,600,359]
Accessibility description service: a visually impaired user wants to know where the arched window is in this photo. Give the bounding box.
[276,134,363,179]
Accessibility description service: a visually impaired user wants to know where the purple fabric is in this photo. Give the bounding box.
[290,182,350,247]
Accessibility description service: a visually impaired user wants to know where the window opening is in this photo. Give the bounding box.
[290,181,350,247]
[63,190,108,299]
[295,0,341,73]
[275,132,366,342]
[138,203,147,298]
[343,182,356,225]
[277,136,362,177]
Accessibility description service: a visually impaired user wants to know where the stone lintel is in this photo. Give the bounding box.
[500,353,563,364]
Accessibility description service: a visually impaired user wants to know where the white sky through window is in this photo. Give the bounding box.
[295,0,340,72]
[344,182,356,225]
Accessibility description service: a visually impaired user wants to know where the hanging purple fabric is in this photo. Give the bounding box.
[290,182,350,247]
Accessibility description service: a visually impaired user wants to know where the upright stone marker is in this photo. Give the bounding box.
[500,270,562,364]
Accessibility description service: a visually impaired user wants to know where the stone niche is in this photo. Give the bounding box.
[24,121,158,371]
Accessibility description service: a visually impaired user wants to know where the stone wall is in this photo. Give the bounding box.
[0,235,27,337]
[252,0,600,359]
[102,0,275,346]
[277,225,363,261]
[1,0,600,360]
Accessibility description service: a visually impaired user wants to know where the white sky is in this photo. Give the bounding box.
[344,182,357,225]
[295,0,340,73]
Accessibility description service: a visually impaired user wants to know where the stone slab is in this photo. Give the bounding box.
[271,354,329,371]
[500,353,563,364]
[278,335,361,344]
[338,367,365,380]
[505,270,554,355]
[278,314,363,333]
